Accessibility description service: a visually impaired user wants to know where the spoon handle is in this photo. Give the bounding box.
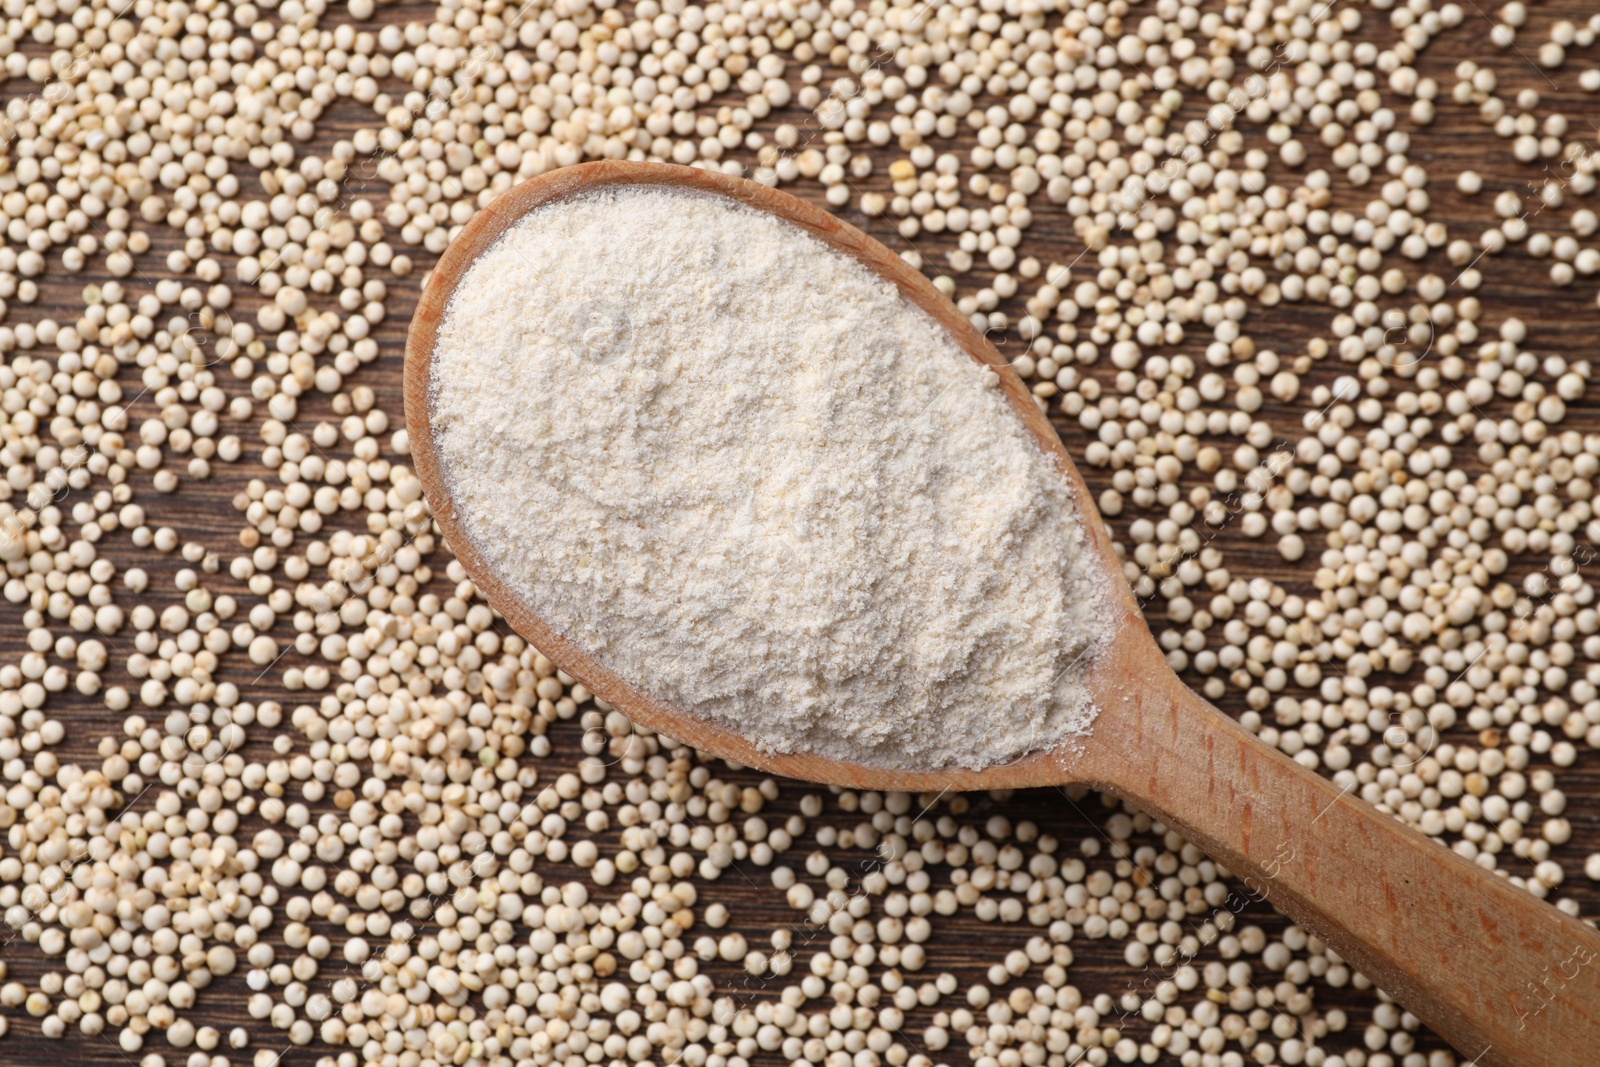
[1085,669,1600,1067]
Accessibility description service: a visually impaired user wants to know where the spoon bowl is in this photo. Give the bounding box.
[406,161,1600,1067]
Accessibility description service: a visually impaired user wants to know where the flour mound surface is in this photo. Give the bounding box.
[430,185,1106,770]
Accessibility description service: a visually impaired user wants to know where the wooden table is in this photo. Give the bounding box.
[1,0,1598,1063]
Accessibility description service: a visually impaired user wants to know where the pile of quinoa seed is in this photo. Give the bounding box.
[0,0,1598,1065]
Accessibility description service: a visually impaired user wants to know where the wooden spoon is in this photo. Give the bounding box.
[405,160,1600,1067]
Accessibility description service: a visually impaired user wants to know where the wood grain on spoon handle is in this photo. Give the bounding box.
[1078,654,1600,1067]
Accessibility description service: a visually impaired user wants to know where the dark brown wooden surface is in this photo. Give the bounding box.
[2,0,1599,1064]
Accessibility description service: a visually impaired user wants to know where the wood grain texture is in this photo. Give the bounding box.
[1084,667,1600,1067]
[2,0,1600,1065]
[406,161,1600,1066]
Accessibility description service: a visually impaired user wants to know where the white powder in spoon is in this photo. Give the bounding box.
[428,185,1107,770]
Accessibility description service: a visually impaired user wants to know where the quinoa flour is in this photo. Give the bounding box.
[428,185,1106,769]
